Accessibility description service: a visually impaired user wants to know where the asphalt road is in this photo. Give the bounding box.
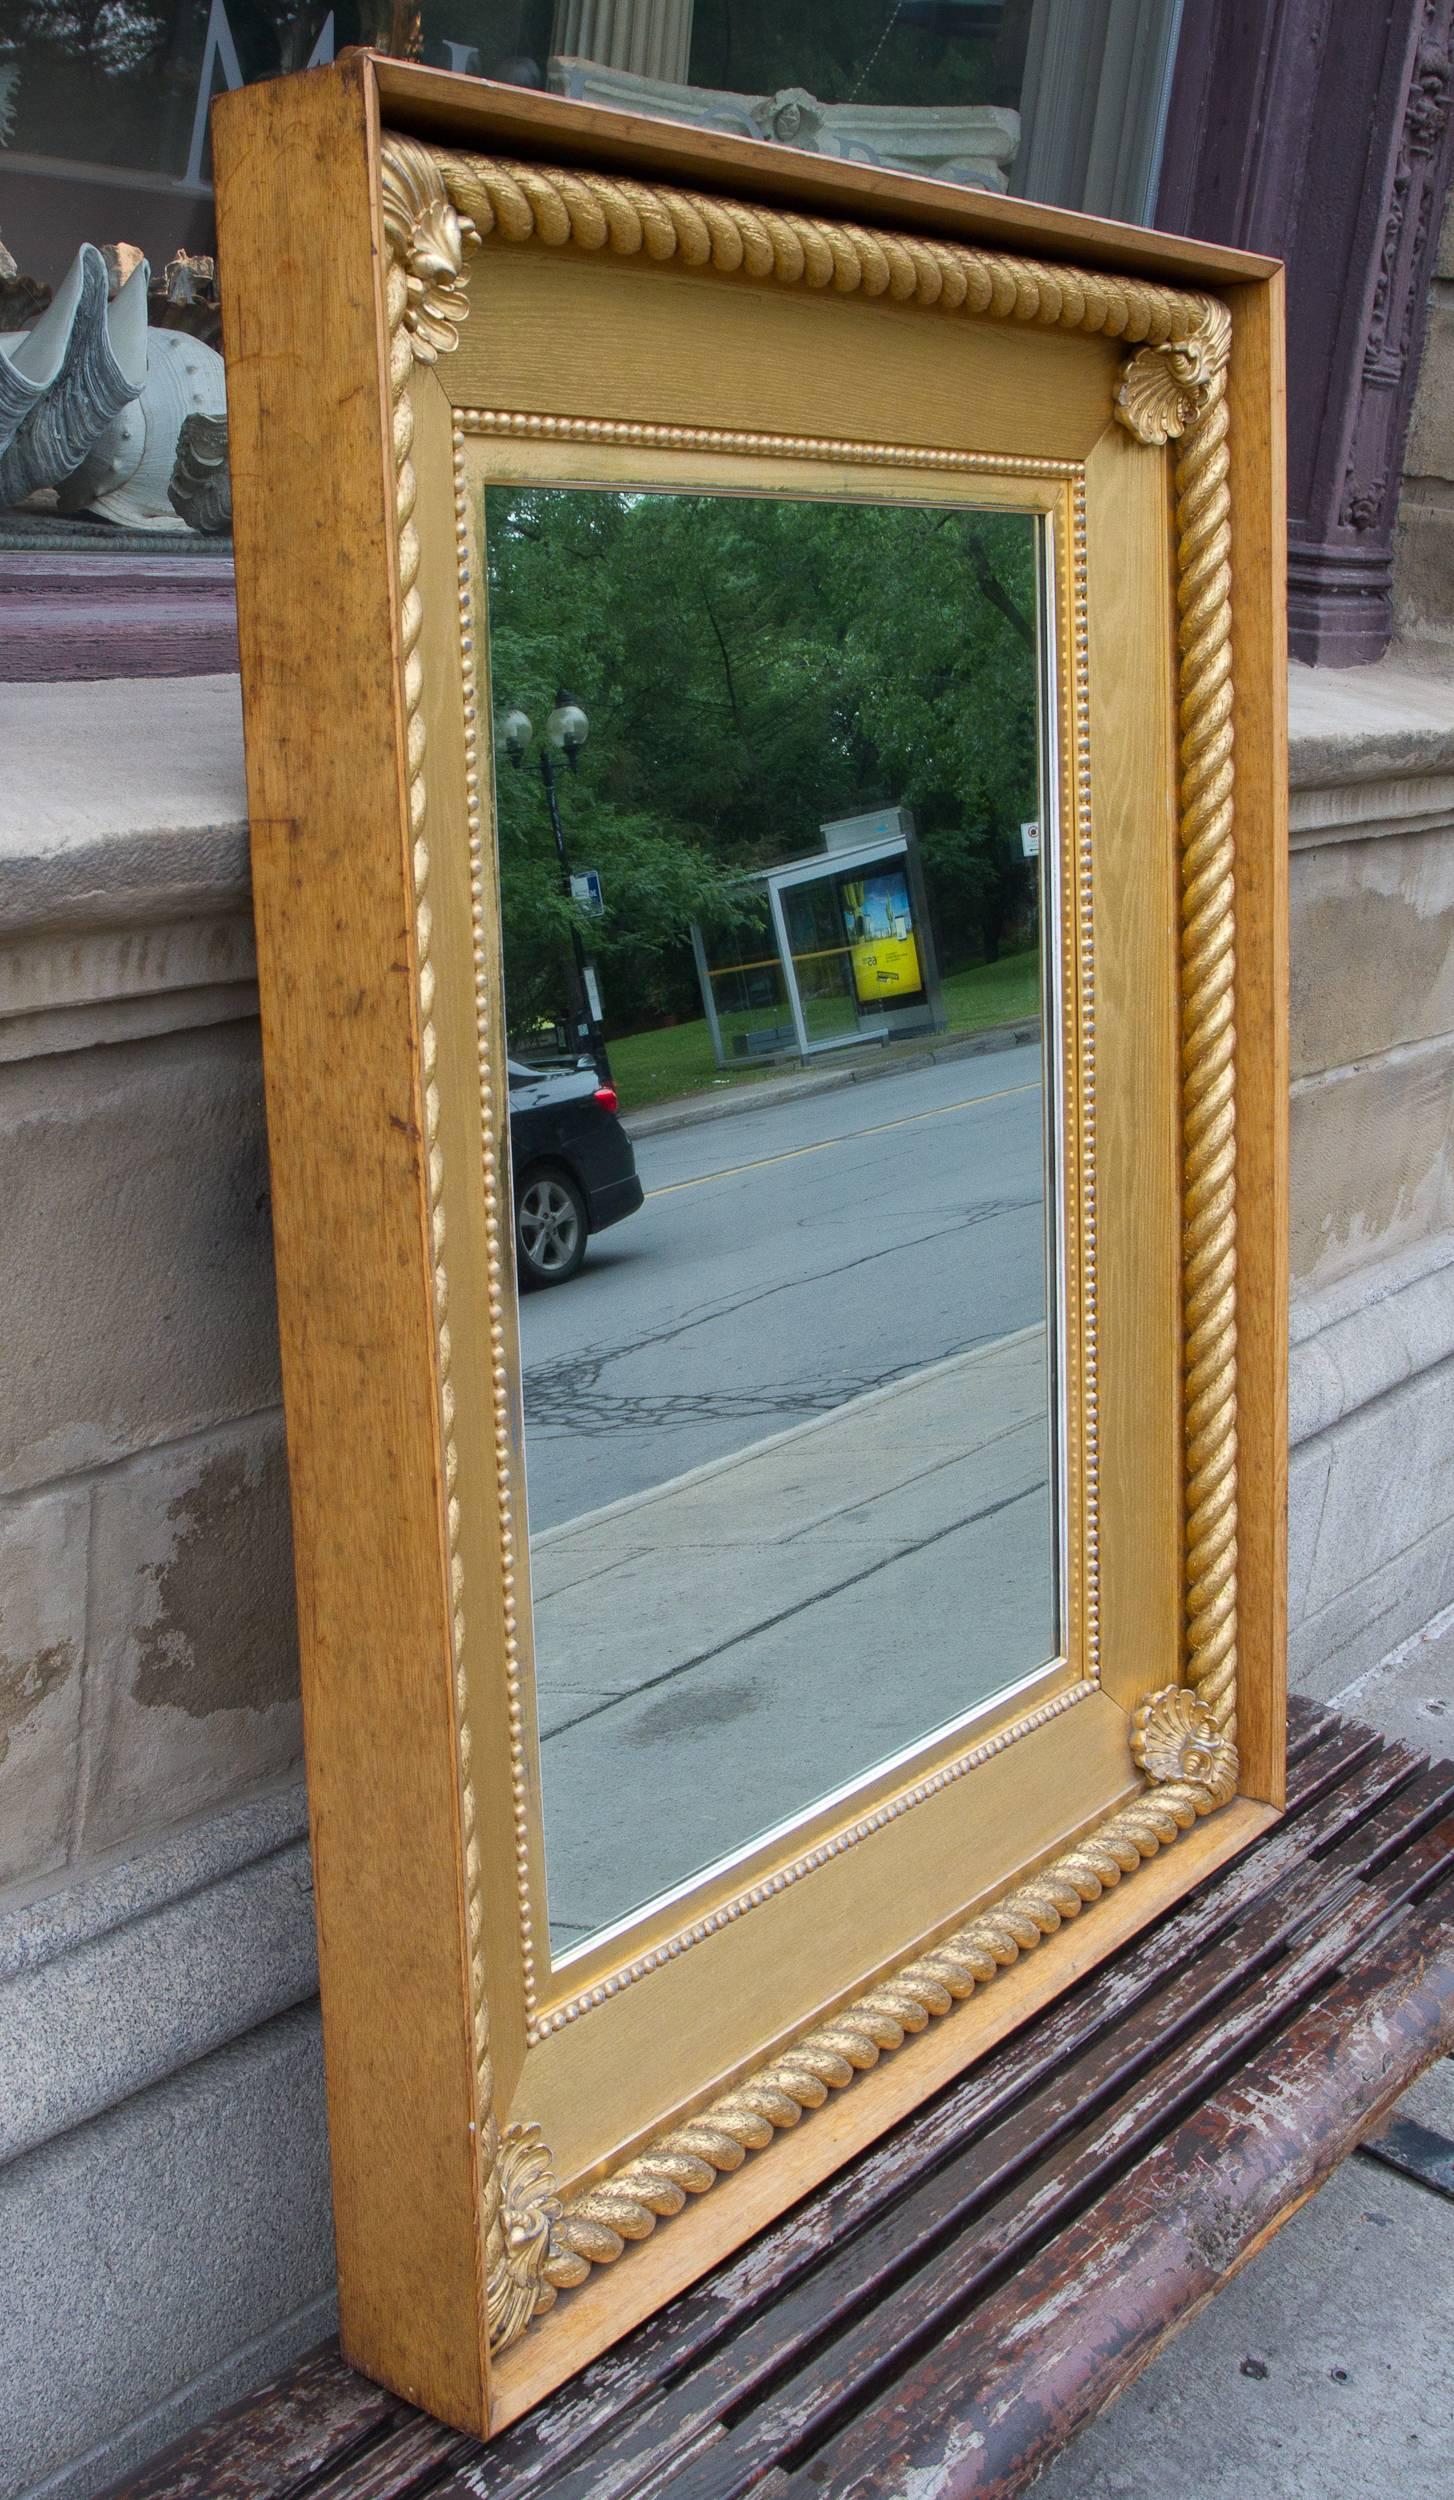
[517,1039,1050,1535]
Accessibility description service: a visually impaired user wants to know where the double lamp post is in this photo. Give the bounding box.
[500,689,610,1082]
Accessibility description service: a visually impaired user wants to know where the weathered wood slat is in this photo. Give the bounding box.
[777,1895,1454,2500]
[303,2418,471,2499]
[456,1722,1426,2498]
[107,2350,404,2500]
[610,1856,1444,2500]
[104,1706,1454,2500]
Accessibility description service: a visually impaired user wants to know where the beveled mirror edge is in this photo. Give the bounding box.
[456,439,1081,2029]
[379,133,1246,2359]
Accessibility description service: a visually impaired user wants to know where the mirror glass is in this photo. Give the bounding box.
[483,483,1062,1962]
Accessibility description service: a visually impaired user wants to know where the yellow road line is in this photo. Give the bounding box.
[644,1078,1039,1198]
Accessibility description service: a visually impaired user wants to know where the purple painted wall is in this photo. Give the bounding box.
[0,556,239,682]
[1159,0,1454,665]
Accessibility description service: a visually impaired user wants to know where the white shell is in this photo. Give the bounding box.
[0,248,149,496]
[57,327,226,530]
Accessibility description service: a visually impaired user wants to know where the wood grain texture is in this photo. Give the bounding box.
[368,57,1279,290]
[213,63,490,2434]
[102,1704,1453,2500]
[216,56,1286,2432]
[1222,271,1289,1808]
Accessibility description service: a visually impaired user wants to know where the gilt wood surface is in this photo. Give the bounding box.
[369,57,1279,292]
[107,1697,1454,2500]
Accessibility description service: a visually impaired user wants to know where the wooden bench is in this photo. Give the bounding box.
[107,1697,1454,2500]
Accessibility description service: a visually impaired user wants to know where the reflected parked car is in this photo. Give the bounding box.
[507,1058,644,1286]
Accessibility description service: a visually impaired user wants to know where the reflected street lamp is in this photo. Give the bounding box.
[502,689,610,1081]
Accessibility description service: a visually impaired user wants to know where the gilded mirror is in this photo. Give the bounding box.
[217,54,1286,2438]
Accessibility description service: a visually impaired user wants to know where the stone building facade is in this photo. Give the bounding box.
[3,12,1454,2498]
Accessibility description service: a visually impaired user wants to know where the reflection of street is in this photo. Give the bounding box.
[516,1041,1054,1954]
[519,1043,1047,1527]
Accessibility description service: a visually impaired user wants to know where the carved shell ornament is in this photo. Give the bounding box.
[376,135,1243,2346]
[1114,301,1233,447]
[486,2123,563,2352]
[1131,1687,1239,1803]
[379,139,480,362]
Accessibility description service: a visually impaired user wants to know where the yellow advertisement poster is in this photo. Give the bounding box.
[840,872,923,1004]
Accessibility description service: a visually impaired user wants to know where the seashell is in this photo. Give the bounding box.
[1114,343,1197,447]
[1130,1685,1238,1801]
[56,326,226,531]
[0,246,148,497]
[167,410,231,534]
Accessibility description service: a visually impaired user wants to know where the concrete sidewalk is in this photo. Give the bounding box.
[1030,1609,1454,2500]
[621,1016,1040,1142]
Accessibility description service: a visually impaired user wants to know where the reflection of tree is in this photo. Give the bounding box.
[0,0,349,190]
[484,487,1040,1040]
[0,0,332,76]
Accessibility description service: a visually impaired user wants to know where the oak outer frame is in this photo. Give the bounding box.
[214,54,1287,2441]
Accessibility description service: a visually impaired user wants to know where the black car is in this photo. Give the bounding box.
[507,1059,644,1286]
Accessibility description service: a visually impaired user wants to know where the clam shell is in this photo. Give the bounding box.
[57,327,225,531]
[167,411,231,535]
[0,248,148,497]
[1130,1685,1238,1799]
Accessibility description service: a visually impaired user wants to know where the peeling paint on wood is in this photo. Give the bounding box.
[103,1699,1454,2500]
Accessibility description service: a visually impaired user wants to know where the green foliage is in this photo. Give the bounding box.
[484,484,1042,1043]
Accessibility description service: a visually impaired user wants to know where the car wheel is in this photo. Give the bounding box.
[516,1165,588,1287]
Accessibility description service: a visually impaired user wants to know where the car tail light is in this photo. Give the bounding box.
[593,1085,619,1113]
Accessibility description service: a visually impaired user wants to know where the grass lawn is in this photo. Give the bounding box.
[607,949,1040,1113]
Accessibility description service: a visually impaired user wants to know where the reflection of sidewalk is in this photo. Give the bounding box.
[532,1327,1054,1949]
[623,1017,1039,1141]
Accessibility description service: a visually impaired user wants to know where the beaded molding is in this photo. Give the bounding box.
[378,135,1239,2347]
[524,1679,1095,2040]
[455,403,1098,2054]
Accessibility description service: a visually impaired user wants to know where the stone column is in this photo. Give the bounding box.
[550,0,694,85]
[1158,0,1454,666]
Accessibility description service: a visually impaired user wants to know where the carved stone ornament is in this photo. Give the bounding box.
[378,134,1243,2346]
[1114,301,1232,447]
[486,2123,563,2351]
[745,86,827,151]
[1131,1686,1239,1803]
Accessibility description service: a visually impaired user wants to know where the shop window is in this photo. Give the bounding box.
[0,0,1181,615]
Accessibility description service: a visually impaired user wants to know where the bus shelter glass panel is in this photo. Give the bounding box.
[700,895,797,1064]
[779,874,852,1049]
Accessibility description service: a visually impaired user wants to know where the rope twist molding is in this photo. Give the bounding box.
[376,133,1240,2346]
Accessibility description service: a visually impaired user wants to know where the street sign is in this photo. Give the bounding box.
[583,965,603,1024]
[1020,820,1040,858]
[570,868,605,915]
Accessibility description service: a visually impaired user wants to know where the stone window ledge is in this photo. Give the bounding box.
[3,673,251,1061]
[1289,652,1454,847]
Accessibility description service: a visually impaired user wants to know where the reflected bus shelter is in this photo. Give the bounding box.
[691,806,946,1068]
